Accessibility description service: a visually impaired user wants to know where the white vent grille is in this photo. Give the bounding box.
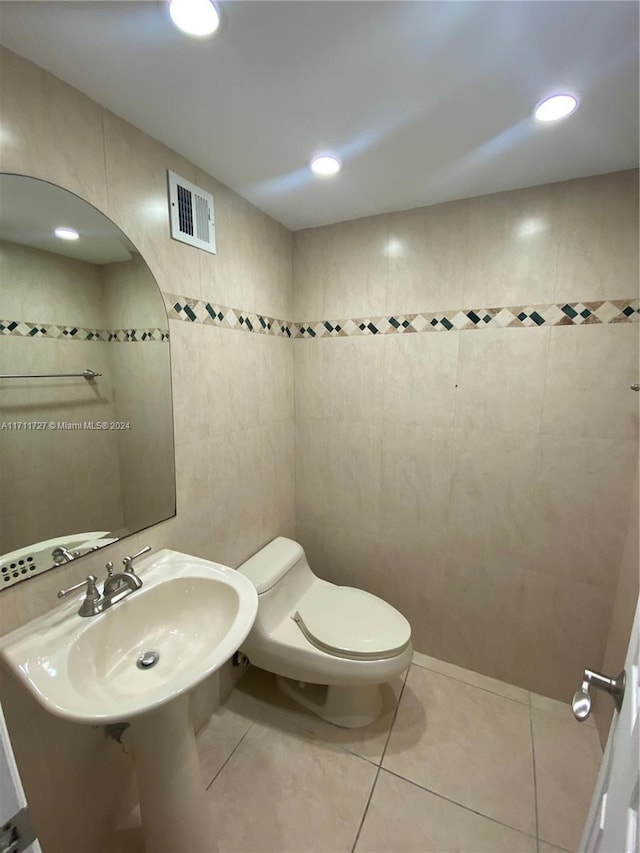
[167,170,216,254]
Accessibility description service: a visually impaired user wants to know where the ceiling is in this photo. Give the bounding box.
[0,174,135,264]
[0,1,638,231]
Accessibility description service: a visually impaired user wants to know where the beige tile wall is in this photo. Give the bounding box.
[1,239,106,325]
[102,253,168,330]
[294,169,639,700]
[0,241,125,552]
[0,45,294,852]
[101,257,174,534]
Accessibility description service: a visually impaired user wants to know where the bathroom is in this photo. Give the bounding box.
[0,1,638,852]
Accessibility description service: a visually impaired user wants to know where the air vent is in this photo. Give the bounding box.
[167,170,216,254]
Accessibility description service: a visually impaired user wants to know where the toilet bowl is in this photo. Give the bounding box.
[237,537,413,728]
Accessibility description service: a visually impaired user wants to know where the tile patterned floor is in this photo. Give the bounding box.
[110,652,603,853]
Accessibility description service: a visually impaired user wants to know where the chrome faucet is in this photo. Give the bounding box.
[57,546,150,617]
[103,560,143,595]
[57,574,102,616]
[52,546,78,565]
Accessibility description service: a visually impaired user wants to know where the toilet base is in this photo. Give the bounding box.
[276,675,383,728]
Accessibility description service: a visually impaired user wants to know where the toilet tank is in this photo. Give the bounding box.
[237,537,316,632]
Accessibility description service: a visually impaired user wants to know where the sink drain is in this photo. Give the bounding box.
[137,650,160,670]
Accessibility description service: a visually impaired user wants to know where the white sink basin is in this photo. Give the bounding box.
[0,548,258,724]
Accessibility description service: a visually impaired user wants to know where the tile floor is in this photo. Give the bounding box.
[114,652,604,853]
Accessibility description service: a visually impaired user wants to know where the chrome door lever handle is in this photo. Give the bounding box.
[572,668,626,721]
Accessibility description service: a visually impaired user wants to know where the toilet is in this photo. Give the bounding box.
[237,537,413,728]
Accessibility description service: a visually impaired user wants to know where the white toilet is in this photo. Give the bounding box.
[237,537,413,728]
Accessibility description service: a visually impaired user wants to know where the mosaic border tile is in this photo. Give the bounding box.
[0,321,169,342]
[164,295,638,339]
[292,299,639,338]
[166,295,292,337]
[7,300,636,343]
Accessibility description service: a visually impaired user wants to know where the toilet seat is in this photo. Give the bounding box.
[293,586,411,661]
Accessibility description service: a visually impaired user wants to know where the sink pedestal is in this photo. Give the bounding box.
[129,694,213,853]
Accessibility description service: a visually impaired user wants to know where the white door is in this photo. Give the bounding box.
[581,596,640,852]
[0,701,41,853]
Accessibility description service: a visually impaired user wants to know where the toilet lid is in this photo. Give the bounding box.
[294,586,411,660]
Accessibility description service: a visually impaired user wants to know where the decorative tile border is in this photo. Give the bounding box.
[293,299,640,338]
[106,329,168,342]
[166,295,292,337]
[0,321,169,342]
[6,300,637,344]
[165,294,639,339]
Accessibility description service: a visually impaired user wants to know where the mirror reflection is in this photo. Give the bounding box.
[0,174,176,589]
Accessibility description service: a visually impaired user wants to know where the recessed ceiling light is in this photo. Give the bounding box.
[169,0,220,37]
[534,94,579,122]
[54,227,79,241]
[310,155,341,177]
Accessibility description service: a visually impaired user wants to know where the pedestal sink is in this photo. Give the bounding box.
[0,548,258,853]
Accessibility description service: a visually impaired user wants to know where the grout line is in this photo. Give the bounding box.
[350,665,410,853]
[381,767,540,844]
[249,705,378,767]
[409,658,530,707]
[350,766,381,853]
[232,688,380,768]
[538,836,573,853]
[234,684,392,767]
[528,691,541,853]
[535,319,553,437]
[380,664,411,765]
[234,665,410,767]
[268,705,382,768]
[204,717,258,792]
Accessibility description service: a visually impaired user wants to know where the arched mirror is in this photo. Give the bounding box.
[0,174,176,589]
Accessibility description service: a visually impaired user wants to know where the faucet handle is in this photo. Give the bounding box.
[122,545,151,573]
[57,574,99,600]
